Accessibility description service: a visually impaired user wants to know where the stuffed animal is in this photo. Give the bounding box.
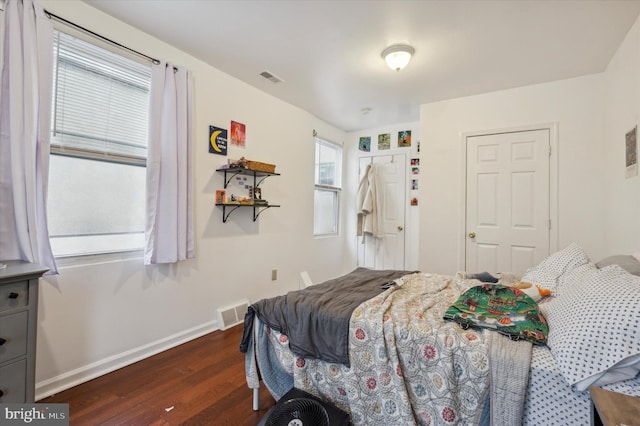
[509,281,552,302]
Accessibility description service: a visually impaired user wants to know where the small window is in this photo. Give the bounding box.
[47,29,151,257]
[314,138,342,236]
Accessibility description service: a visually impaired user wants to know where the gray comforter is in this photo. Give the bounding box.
[239,267,414,366]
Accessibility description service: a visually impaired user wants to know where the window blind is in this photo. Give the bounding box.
[51,30,151,165]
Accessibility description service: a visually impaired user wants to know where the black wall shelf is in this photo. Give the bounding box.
[215,167,280,222]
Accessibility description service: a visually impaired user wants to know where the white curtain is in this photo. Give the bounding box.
[0,0,57,273]
[145,61,194,264]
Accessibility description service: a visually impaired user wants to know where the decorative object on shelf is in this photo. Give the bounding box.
[398,130,411,148]
[227,157,276,173]
[230,120,246,148]
[215,189,226,204]
[246,159,275,173]
[209,125,228,156]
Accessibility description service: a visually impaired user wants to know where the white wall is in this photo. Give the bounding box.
[345,122,421,271]
[35,0,349,399]
[602,14,640,254]
[419,75,606,274]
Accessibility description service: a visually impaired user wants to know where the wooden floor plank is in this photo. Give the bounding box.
[40,325,276,425]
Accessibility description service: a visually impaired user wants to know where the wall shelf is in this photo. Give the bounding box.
[215,167,280,222]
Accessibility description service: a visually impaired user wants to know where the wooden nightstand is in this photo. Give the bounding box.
[590,386,640,426]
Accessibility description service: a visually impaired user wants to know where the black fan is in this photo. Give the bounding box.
[265,397,330,426]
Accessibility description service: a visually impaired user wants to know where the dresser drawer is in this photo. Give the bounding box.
[0,311,28,364]
[0,359,27,403]
[0,281,28,313]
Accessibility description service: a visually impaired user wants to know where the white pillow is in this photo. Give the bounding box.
[521,242,590,294]
[541,264,640,391]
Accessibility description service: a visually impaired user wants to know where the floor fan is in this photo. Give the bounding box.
[258,387,350,426]
[264,397,330,426]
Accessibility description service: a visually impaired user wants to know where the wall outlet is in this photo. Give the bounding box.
[271,269,278,281]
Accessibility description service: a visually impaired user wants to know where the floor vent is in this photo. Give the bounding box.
[217,301,249,330]
[259,70,284,83]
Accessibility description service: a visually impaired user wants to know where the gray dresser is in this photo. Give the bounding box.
[0,261,47,403]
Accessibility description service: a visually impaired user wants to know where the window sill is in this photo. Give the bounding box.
[54,249,144,270]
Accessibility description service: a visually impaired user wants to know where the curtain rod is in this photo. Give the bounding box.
[44,9,161,65]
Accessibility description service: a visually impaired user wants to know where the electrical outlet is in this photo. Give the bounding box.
[271,269,278,281]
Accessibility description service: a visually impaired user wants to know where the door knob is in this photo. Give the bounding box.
[397,226,404,231]
[468,231,476,238]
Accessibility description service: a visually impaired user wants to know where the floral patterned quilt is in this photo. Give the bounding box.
[262,273,494,425]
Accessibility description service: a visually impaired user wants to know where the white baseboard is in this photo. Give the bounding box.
[35,320,219,401]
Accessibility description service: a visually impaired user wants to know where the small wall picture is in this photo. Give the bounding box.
[359,136,371,152]
[411,179,419,190]
[378,133,390,150]
[215,189,226,204]
[626,125,637,178]
[411,158,420,166]
[209,125,228,156]
[398,130,411,147]
[412,167,420,175]
[411,197,418,206]
[230,121,246,148]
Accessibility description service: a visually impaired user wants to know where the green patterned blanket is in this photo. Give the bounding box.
[444,284,548,345]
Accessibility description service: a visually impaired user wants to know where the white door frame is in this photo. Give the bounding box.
[459,123,559,271]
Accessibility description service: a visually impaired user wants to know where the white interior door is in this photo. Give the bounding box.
[465,129,550,275]
[357,154,406,270]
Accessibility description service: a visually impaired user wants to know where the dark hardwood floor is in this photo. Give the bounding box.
[40,324,276,425]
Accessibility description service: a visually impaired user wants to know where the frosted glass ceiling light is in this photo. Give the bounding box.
[382,44,415,72]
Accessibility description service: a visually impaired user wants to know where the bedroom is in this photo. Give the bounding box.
[1,0,639,423]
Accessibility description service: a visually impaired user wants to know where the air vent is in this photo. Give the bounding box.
[217,300,249,330]
[259,71,284,84]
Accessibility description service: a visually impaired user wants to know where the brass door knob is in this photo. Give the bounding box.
[397,226,404,231]
[468,231,476,238]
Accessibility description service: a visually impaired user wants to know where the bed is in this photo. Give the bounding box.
[240,243,640,425]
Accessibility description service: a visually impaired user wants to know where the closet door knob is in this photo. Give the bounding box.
[468,231,476,238]
[8,292,19,299]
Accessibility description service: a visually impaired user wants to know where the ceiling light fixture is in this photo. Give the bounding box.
[381,44,415,72]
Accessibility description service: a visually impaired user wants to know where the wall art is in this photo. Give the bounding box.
[626,125,637,178]
[359,136,371,152]
[230,121,246,148]
[209,125,228,156]
[398,130,411,147]
[378,133,390,150]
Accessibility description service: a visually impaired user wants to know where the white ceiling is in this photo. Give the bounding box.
[82,0,640,132]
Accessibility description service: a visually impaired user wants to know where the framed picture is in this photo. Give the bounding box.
[215,189,226,204]
[230,121,246,148]
[359,136,371,152]
[378,133,390,150]
[398,130,411,147]
[626,126,637,178]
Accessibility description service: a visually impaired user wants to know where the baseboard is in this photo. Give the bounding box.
[35,320,218,401]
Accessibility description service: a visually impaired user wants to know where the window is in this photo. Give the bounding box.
[47,29,151,257]
[314,138,342,236]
